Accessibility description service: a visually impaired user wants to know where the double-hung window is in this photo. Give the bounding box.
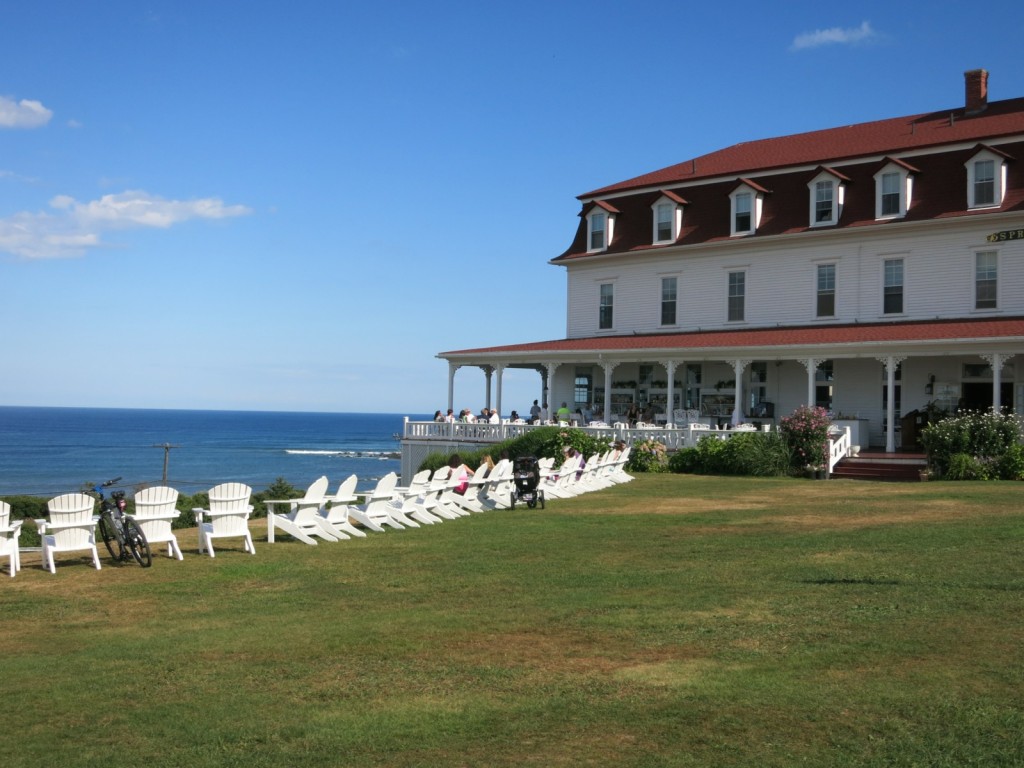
[880,173,900,215]
[661,276,677,326]
[815,181,834,223]
[808,169,845,227]
[589,212,606,251]
[873,159,916,220]
[734,193,752,233]
[966,148,1008,209]
[974,160,995,206]
[727,271,745,322]
[599,283,614,330]
[651,192,685,244]
[883,258,904,315]
[729,181,765,237]
[975,251,997,309]
[656,204,673,242]
[816,264,835,317]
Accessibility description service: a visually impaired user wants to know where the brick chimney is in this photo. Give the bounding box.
[965,69,988,114]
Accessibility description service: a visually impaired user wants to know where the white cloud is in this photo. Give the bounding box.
[0,190,251,259]
[0,96,53,128]
[791,21,877,51]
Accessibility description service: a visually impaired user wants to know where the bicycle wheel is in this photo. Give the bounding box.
[124,519,152,568]
[98,515,124,562]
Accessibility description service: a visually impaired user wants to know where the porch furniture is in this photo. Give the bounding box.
[132,486,184,560]
[266,476,344,545]
[342,473,405,531]
[39,493,102,573]
[0,501,23,577]
[319,475,368,538]
[194,483,255,557]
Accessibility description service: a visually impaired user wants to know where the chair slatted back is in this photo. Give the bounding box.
[46,493,96,549]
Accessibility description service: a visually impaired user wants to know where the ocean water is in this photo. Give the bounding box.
[0,407,424,497]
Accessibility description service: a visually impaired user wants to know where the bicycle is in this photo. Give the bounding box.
[94,477,152,568]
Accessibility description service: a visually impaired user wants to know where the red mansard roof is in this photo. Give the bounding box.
[441,317,1024,358]
[582,96,1024,199]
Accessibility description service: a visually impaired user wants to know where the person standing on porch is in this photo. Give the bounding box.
[556,402,572,422]
[530,400,541,423]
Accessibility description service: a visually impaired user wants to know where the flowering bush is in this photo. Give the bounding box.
[920,410,1022,479]
[626,439,668,473]
[779,405,831,471]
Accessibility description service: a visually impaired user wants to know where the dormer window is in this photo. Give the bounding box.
[807,168,847,228]
[729,180,766,237]
[873,158,916,220]
[966,146,1010,209]
[585,201,618,253]
[651,191,686,245]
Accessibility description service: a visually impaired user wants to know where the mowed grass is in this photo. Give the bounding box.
[2,475,1022,767]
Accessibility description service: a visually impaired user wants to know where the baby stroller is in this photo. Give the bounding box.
[510,456,545,509]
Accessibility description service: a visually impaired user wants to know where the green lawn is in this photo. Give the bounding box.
[2,475,1022,767]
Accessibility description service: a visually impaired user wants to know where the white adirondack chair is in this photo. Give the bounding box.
[39,493,101,573]
[342,473,405,532]
[194,483,255,557]
[131,486,183,560]
[318,474,368,538]
[265,476,343,545]
[0,501,23,577]
[388,469,443,525]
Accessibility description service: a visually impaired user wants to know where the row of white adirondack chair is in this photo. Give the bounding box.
[0,447,635,574]
[1,486,190,576]
[265,445,634,545]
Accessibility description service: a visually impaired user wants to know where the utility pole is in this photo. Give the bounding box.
[153,443,180,484]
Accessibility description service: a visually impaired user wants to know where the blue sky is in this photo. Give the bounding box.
[2,1,1023,415]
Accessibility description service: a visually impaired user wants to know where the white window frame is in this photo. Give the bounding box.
[586,205,616,253]
[965,149,1007,209]
[598,281,615,331]
[807,171,845,227]
[651,195,683,244]
[882,257,905,316]
[660,275,678,327]
[873,162,913,220]
[727,269,746,322]
[815,262,836,318]
[974,249,998,310]
[729,184,762,237]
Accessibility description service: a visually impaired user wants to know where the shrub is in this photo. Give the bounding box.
[779,405,831,470]
[626,439,668,473]
[945,453,992,481]
[995,443,1024,480]
[726,432,793,477]
[920,411,1022,477]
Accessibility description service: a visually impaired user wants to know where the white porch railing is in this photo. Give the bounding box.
[827,426,851,476]
[402,419,785,451]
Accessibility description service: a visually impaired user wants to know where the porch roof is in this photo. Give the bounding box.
[439,316,1024,363]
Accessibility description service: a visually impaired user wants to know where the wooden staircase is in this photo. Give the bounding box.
[830,450,928,482]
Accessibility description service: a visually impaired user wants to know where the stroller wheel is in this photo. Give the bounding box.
[539,491,546,510]
[527,499,536,509]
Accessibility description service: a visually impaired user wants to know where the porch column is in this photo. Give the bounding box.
[543,362,560,414]
[877,355,905,452]
[447,363,461,413]
[602,361,615,421]
[494,363,505,418]
[731,359,750,426]
[665,360,678,424]
[800,358,822,407]
[481,365,494,410]
[980,352,1006,413]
